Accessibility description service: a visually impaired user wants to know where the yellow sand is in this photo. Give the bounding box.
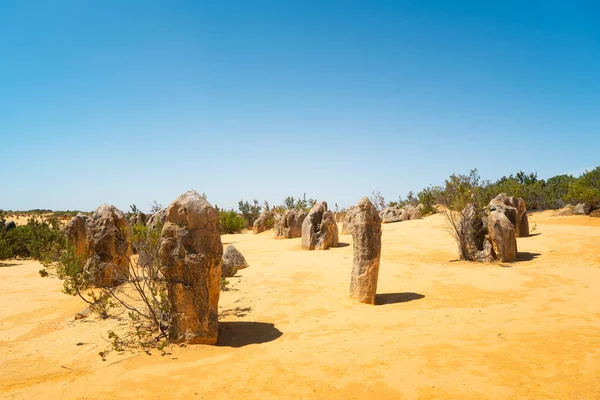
[1,212,600,399]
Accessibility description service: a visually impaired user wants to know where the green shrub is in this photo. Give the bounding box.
[238,199,262,227]
[218,209,246,234]
[0,216,66,261]
[417,186,441,215]
[566,167,600,207]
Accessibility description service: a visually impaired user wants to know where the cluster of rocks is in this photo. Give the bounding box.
[458,193,529,263]
[378,204,424,224]
[65,204,131,287]
[274,209,307,239]
[301,202,339,250]
[64,190,254,346]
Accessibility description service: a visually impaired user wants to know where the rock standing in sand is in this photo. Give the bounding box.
[159,190,223,345]
[350,198,382,304]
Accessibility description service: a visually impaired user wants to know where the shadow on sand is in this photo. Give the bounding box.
[524,233,542,237]
[515,252,541,262]
[218,322,283,348]
[0,262,19,268]
[335,242,350,248]
[375,292,425,305]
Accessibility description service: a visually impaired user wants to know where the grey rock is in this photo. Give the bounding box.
[574,203,591,215]
[252,211,270,234]
[301,202,338,250]
[274,209,307,239]
[222,245,249,277]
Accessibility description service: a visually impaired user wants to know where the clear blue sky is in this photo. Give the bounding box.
[1,1,599,212]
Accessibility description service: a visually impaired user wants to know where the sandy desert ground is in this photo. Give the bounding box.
[1,211,600,399]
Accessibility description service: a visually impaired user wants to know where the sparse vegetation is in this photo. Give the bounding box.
[238,199,262,227]
[439,169,485,260]
[51,221,171,355]
[369,190,386,211]
[0,214,66,262]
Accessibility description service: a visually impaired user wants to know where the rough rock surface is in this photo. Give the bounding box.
[379,204,422,223]
[457,203,493,262]
[349,198,382,304]
[221,245,249,277]
[341,206,357,234]
[64,213,89,258]
[253,211,270,234]
[379,206,406,224]
[488,209,517,262]
[274,209,307,239]
[574,203,591,215]
[146,208,167,230]
[159,190,223,345]
[404,204,422,220]
[301,202,339,250]
[316,211,339,250]
[84,204,131,287]
[489,193,529,237]
[129,211,148,226]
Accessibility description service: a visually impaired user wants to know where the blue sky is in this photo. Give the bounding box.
[1,1,599,212]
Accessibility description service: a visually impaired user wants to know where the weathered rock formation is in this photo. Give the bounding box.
[489,193,529,237]
[574,202,591,215]
[349,198,382,304]
[221,245,249,277]
[64,213,89,258]
[341,206,357,234]
[159,190,222,345]
[129,211,148,226]
[301,202,339,250]
[379,206,404,224]
[488,207,517,262]
[274,209,307,239]
[378,203,424,224]
[83,204,131,287]
[146,208,167,230]
[457,203,494,262]
[404,204,423,220]
[458,197,519,263]
[253,211,270,234]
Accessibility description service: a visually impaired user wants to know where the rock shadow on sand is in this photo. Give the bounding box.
[217,322,283,347]
[0,262,19,268]
[515,252,541,262]
[375,292,425,305]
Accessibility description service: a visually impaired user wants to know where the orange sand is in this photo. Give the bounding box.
[1,212,600,399]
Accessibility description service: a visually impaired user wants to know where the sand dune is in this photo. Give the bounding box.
[1,212,600,399]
